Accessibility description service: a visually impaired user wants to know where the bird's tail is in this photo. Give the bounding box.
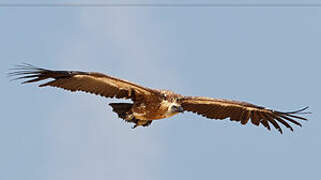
[109,103,152,128]
[109,103,133,120]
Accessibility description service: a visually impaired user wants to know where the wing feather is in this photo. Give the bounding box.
[269,114,293,131]
[261,113,282,134]
[10,64,157,101]
[241,111,251,125]
[256,112,271,131]
[179,96,309,133]
[250,111,260,126]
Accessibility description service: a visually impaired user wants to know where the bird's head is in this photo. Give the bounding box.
[170,104,184,113]
[163,103,184,118]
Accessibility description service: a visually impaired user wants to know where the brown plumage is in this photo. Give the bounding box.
[9,64,310,133]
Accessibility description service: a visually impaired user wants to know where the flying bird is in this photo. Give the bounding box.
[10,64,310,133]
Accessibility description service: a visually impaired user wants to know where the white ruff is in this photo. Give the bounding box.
[163,101,180,118]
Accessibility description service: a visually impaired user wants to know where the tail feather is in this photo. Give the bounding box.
[109,103,133,119]
[109,103,153,128]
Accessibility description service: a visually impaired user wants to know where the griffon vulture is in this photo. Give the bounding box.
[10,64,310,133]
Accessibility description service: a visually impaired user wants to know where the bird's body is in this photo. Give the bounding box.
[109,90,184,128]
[10,64,309,133]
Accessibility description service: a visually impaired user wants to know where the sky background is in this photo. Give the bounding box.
[1,1,321,180]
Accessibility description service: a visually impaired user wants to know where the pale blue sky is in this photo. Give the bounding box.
[1,1,321,180]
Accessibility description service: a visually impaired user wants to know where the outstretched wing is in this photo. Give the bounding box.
[179,96,309,134]
[9,64,158,102]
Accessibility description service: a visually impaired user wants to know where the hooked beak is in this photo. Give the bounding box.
[177,106,184,113]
